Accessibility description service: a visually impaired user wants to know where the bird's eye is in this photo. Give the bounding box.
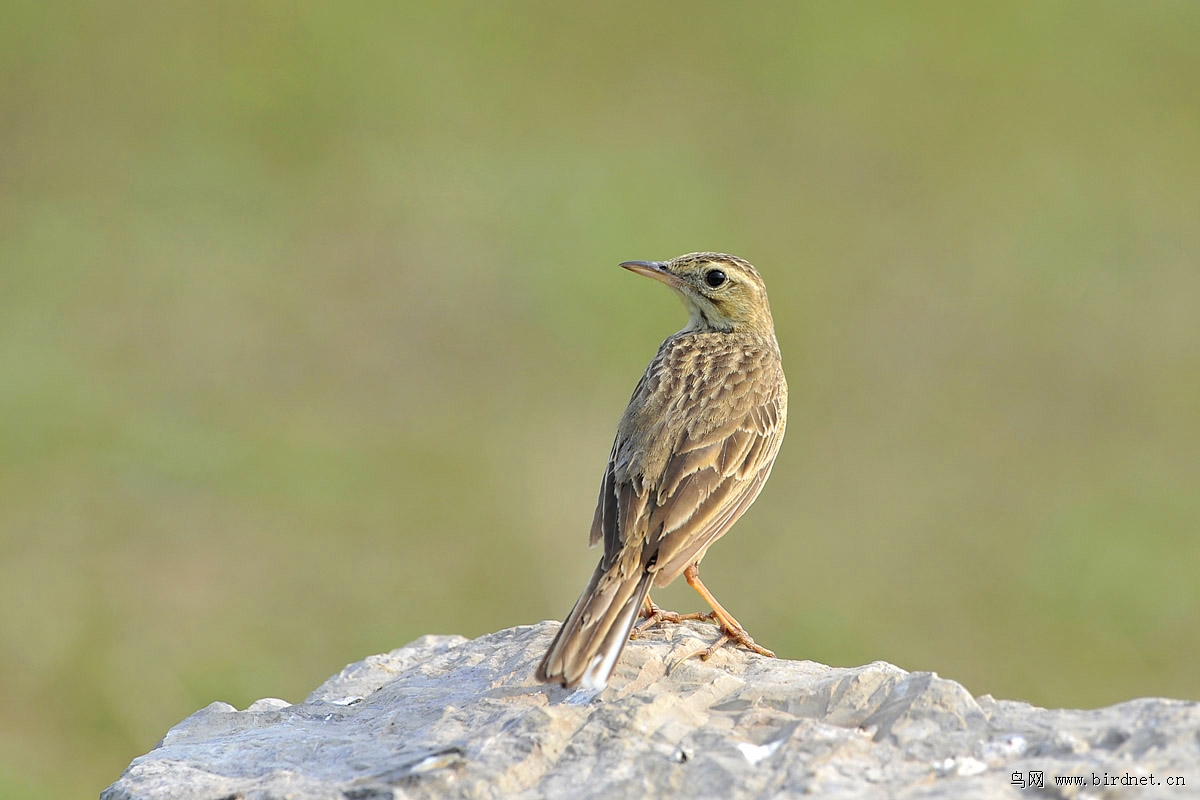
[704,269,727,288]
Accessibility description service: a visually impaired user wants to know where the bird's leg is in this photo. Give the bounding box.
[682,563,775,660]
[630,592,715,640]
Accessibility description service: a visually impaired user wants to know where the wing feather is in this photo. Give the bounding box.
[589,442,618,550]
[650,391,785,583]
[587,334,786,587]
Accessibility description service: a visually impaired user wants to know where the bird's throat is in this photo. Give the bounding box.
[682,298,735,334]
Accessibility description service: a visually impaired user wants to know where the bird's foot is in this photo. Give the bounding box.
[699,622,776,660]
[630,603,714,640]
[668,622,775,670]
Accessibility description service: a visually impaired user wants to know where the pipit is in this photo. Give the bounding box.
[536,252,787,690]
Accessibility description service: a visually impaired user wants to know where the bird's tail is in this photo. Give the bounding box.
[535,560,654,690]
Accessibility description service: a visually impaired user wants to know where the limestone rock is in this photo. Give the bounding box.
[103,621,1200,799]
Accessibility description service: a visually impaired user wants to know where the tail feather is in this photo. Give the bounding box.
[536,561,654,690]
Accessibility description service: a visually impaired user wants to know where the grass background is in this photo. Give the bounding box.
[2,2,1198,797]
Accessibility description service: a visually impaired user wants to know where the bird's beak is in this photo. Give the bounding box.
[620,260,688,291]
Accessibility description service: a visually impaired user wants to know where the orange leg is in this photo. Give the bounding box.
[683,563,775,660]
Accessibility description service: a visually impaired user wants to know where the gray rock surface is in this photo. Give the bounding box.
[103,621,1199,799]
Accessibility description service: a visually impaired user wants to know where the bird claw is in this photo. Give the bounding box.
[631,604,714,640]
[632,600,775,661]
[699,624,775,660]
[667,626,774,674]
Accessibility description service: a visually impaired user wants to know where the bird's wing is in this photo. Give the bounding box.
[589,345,786,581]
[589,369,650,554]
[645,380,786,582]
[589,441,619,551]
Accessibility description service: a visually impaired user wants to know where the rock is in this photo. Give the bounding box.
[103,622,1199,799]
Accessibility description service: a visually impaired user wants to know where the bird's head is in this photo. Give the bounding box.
[620,252,775,336]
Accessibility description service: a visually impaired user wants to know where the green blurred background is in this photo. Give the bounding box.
[3,2,1199,796]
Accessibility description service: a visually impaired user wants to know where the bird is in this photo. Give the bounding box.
[535,252,787,691]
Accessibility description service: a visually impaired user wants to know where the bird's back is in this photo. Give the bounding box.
[594,330,787,583]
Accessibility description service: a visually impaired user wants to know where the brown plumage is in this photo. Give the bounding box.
[536,252,787,690]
